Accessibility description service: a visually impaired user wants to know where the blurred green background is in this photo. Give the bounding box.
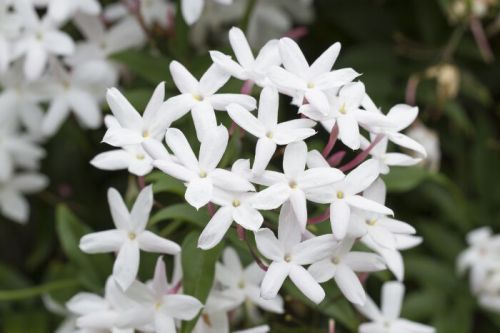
[1,0,500,332]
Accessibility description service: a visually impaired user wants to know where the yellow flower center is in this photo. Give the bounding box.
[232,199,241,207]
[142,130,150,138]
[307,82,315,89]
[136,153,145,160]
[128,232,137,240]
[266,131,274,139]
[199,170,207,178]
[332,257,340,264]
[366,218,377,226]
[284,254,292,262]
[193,94,203,102]
[289,181,298,189]
[339,103,347,114]
[336,191,344,199]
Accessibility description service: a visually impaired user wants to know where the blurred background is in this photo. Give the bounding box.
[1,0,500,332]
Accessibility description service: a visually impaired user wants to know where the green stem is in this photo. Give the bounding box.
[240,0,258,33]
[0,279,79,301]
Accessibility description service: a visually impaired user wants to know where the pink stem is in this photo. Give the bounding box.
[167,280,182,294]
[207,202,216,217]
[470,16,495,63]
[245,237,268,271]
[322,123,339,157]
[405,75,419,106]
[339,134,384,172]
[307,208,330,225]
[237,225,246,241]
[240,80,254,95]
[329,320,336,333]
[137,176,146,189]
[328,150,346,167]
[284,26,309,41]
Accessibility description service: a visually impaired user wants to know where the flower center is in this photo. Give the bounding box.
[232,199,241,207]
[35,32,43,40]
[266,131,273,139]
[339,103,347,114]
[331,256,341,265]
[155,301,162,310]
[142,130,150,138]
[193,94,203,102]
[128,232,137,240]
[307,82,315,89]
[336,191,344,199]
[289,181,298,189]
[199,170,207,178]
[366,218,377,226]
[284,254,292,262]
[238,280,245,289]
[136,153,145,160]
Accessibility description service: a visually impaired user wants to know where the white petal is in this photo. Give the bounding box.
[251,183,290,210]
[278,37,309,78]
[181,0,204,25]
[260,262,290,300]
[185,177,213,209]
[233,205,263,231]
[330,200,351,239]
[191,102,217,141]
[334,264,366,305]
[346,195,393,215]
[381,281,405,320]
[211,169,255,192]
[199,125,228,171]
[229,27,254,68]
[343,252,386,272]
[169,61,198,93]
[252,138,277,174]
[91,150,131,171]
[305,89,330,115]
[289,265,325,304]
[254,228,283,261]
[42,98,70,135]
[283,141,307,179]
[309,42,341,77]
[106,87,142,130]
[292,234,337,265]
[154,160,196,182]
[386,104,419,132]
[289,190,307,228]
[162,294,203,320]
[138,230,181,254]
[298,168,344,190]
[113,240,140,290]
[165,128,199,170]
[337,114,361,150]
[227,103,265,138]
[107,188,131,230]
[308,259,336,283]
[210,93,256,111]
[130,185,153,231]
[198,64,231,96]
[345,159,380,195]
[258,86,279,128]
[198,207,234,250]
[79,230,125,253]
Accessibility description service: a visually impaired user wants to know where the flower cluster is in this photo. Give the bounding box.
[458,227,500,313]
[74,23,436,332]
[0,0,147,223]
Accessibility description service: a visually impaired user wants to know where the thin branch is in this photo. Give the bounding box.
[339,134,384,172]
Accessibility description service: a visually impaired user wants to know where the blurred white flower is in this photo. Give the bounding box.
[0,0,22,73]
[140,0,175,28]
[182,0,233,25]
[216,247,284,313]
[356,281,435,333]
[116,257,203,332]
[79,186,181,290]
[0,172,48,223]
[406,122,440,172]
[44,0,101,23]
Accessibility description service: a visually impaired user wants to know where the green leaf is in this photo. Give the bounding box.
[149,203,209,227]
[55,205,111,290]
[383,166,430,192]
[3,311,50,333]
[146,171,185,196]
[180,232,224,333]
[0,279,79,302]
[112,50,171,85]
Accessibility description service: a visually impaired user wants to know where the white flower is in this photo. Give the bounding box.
[308,237,386,305]
[0,62,45,136]
[210,27,281,86]
[154,125,255,210]
[198,188,264,249]
[13,1,75,80]
[457,227,500,294]
[192,290,239,333]
[68,13,145,88]
[255,202,337,304]
[79,186,181,290]
[45,0,101,23]
[0,172,48,223]
[268,37,358,114]
[350,179,417,252]
[167,61,256,140]
[300,82,392,150]
[41,60,102,136]
[103,82,173,148]
[233,326,270,333]
[0,0,22,73]
[140,0,175,28]
[363,97,427,158]
[361,135,421,175]
[0,120,46,181]
[356,281,435,333]
[406,122,440,172]
[227,86,316,174]
[215,247,284,313]
[91,116,154,177]
[116,257,203,332]
[66,277,134,333]
[181,0,233,25]
[306,158,393,240]
[252,140,344,228]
